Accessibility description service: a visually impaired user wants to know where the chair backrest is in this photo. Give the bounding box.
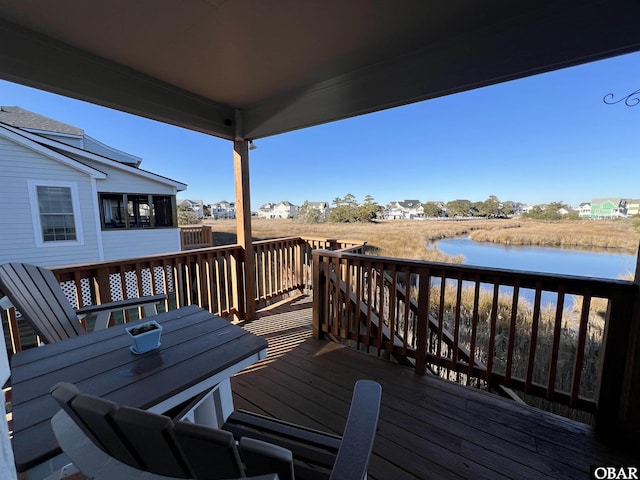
[0,262,85,343]
[111,406,195,478]
[50,382,291,480]
[173,421,246,479]
[49,382,112,455]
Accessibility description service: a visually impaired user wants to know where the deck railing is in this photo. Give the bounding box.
[2,237,638,440]
[311,249,639,435]
[180,225,213,250]
[2,237,364,353]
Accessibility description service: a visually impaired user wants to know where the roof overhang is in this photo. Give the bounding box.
[1,0,639,141]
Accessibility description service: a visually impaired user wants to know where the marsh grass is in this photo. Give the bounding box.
[207,218,639,263]
[417,279,606,423]
[469,219,639,251]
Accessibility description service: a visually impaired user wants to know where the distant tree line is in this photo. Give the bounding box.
[295,201,327,223]
[329,194,381,223]
[424,195,515,218]
[294,194,581,223]
[295,194,381,223]
[521,201,578,220]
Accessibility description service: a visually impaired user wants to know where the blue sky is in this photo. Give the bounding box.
[1,51,639,209]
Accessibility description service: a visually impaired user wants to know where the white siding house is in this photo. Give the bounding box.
[383,200,424,220]
[627,199,640,217]
[0,107,187,267]
[307,201,329,218]
[257,201,299,219]
[209,200,236,219]
[578,203,592,218]
[179,199,205,218]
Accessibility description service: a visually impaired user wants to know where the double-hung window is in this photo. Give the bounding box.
[28,181,83,247]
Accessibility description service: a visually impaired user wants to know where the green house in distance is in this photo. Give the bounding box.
[590,198,627,219]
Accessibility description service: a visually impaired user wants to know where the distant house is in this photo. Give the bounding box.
[521,204,535,215]
[209,200,236,219]
[179,199,205,219]
[422,200,446,218]
[0,106,186,267]
[590,198,627,219]
[304,201,330,218]
[626,199,640,217]
[578,202,592,218]
[257,201,299,219]
[506,202,527,216]
[383,200,424,220]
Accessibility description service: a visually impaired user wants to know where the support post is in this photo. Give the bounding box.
[234,139,256,320]
[595,242,640,447]
[619,244,640,441]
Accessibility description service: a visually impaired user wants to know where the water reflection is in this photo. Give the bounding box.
[433,237,636,280]
[431,237,636,306]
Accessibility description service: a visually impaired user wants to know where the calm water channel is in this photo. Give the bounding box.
[433,237,636,280]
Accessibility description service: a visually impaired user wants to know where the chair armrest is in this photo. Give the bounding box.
[76,294,166,315]
[329,380,382,480]
[223,410,340,469]
[240,437,295,480]
[0,295,14,310]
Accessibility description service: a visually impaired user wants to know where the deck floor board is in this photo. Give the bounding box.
[232,295,636,480]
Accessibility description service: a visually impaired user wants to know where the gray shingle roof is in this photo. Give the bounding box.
[0,106,84,135]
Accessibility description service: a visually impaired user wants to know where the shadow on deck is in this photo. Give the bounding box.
[233,295,635,480]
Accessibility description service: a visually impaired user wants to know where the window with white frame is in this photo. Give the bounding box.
[28,181,83,246]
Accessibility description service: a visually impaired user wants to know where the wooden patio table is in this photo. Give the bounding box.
[9,304,268,478]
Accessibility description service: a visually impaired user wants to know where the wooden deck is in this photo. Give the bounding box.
[233,295,636,480]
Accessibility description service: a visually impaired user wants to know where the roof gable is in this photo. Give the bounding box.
[1,122,186,190]
[1,106,142,166]
[0,123,105,178]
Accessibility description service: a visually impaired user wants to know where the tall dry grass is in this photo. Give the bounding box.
[469,219,639,251]
[421,280,606,411]
[207,217,639,264]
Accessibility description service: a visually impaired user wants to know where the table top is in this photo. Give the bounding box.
[10,305,268,472]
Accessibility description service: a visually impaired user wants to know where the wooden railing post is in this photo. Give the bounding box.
[595,244,640,445]
[312,251,326,340]
[295,239,303,293]
[93,268,112,304]
[415,267,429,376]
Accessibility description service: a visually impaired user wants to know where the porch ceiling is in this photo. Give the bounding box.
[1,1,640,141]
